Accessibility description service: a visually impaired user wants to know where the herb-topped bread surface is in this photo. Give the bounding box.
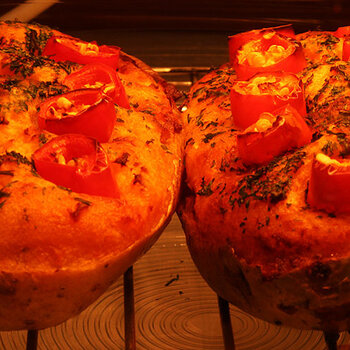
[0,21,184,330]
[178,25,350,331]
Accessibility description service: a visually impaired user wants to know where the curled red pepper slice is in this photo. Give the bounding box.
[230,72,306,130]
[334,26,350,38]
[229,24,296,66]
[307,154,350,214]
[63,63,130,109]
[38,89,116,143]
[32,134,118,197]
[237,105,312,166]
[342,38,350,61]
[42,36,120,69]
[232,32,306,80]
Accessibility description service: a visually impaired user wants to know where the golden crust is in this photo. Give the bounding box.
[178,37,350,331]
[0,21,183,330]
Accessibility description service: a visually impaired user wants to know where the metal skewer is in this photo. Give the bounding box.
[324,331,340,350]
[26,329,38,350]
[124,265,136,350]
[218,295,235,350]
[23,266,137,350]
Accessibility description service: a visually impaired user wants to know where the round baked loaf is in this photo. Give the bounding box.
[0,21,183,330]
[178,26,350,331]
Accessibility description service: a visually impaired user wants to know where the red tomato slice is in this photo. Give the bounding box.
[307,153,350,214]
[63,63,130,109]
[42,36,120,69]
[38,89,116,143]
[233,32,306,80]
[32,134,118,197]
[230,72,306,130]
[229,24,296,66]
[237,105,312,166]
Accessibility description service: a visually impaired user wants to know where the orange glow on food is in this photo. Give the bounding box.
[230,72,306,130]
[308,154,350,214]
[237,105,312,166]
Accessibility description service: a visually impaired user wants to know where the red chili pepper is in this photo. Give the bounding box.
[336,26,350,61]
[38,89,116,143]
[42,36,120,69]
[230,72,306,130]
[232,32,306,80]
[32,134,118,197]
[307,153,350,214]
[342,38,350,61]
[334,26,350,38]
[237,105,312,166]
[63,63,130,109]
[229,24,296,66]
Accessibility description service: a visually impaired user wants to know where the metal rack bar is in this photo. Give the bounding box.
[154,66,211,88]
[26,329,38,350]
[217,297,343,350]
[218,296,235,350]
[324,331,340,350]
[124,265,136,350]
[153,66,211,74]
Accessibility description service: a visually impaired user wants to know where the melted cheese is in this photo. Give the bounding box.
[237,35,294,67]
[233,74,301,98]
[316,153,349,167]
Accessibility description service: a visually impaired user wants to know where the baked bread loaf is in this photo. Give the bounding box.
[0,21,183,330]
[178,25,350,331]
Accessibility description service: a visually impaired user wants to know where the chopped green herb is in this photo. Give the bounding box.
[5,151,32,166]
[74,197,92,206]
[202,131,224,143]
[197,177,214,196]
[38,133,48,145]
[230,150,306,208]
[161,144,172,154]
[321,140,338,156]
[0,170,14,176]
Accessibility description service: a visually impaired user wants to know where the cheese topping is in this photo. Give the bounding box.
[48,97,89,119]
[316,153,350,174]
[233,74,301,98]
[56,153,66,165]
[57,96,72,109]
[243,112,275,133]
[253,114,274,132]
[262,31,275,40]
[83,82,104,89]
[56,38,100,55]
[237,36,294,67]
[317,153,339,166]
[55,151,90,171]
